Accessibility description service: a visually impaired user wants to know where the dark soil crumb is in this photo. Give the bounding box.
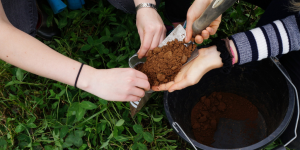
[135,38,196,86]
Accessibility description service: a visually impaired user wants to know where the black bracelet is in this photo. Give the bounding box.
[75,63,84,88]
[211,38,233,74]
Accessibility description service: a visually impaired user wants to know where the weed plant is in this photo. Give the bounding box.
[0,0,291,150]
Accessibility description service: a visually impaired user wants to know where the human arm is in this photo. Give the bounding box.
[134,0,166,59]
[0,2,149,101]
[185,0,222,44]
[153,13,300,92]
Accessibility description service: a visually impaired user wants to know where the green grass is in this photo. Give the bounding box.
[0,0,291,150]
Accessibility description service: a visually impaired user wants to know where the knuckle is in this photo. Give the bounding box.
[126,96,132,101]
[128,69,136,75]
[142,45,150,50]
[197,39,203,44]
[127,95,133,101]
[126,78,134,84]
[147,26,154,32]
[158,25,163,31]
[134,97,140,101]
[187,14,193,20]
[122,95,128,101]
[125,87,132,93]
[150,46,156,50]
[140,91,145,97]
[147,83,151,89]
[137,28,142,34]
[162,26,166,32]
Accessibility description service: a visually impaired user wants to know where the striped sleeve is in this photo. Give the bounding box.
[229,14,300,65]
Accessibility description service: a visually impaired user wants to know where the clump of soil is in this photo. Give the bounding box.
[135,39,197,86]
[191,92,259,146]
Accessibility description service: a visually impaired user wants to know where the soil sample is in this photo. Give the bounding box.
[135,39,197,86]
[191,92,259,146]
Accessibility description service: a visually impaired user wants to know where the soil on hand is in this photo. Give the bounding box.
[191,92,259,146]
[135,39,197,86]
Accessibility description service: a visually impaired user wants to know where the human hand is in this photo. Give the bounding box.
[152,46,223,92]
[136,8,166,59]
[81,68,150,102]
[185,0,222,44]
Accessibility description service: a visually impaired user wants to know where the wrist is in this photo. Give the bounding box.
[197,46,223,71]
[229,40,238,64]
[76,65,96,91]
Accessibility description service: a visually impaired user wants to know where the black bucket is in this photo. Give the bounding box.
[164,58,297,150]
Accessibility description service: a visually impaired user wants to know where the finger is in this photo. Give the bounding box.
[146,29,165,57]
[155,83,166,91]
[152,85,160,91]
[209,15,222,35]
[159,28,166,44]
[134,70,148,80]
[138,30,154,59]
[206,27,214,35]
[185,16,195,43]
[157,81,174,91]
[168,78,191,92]
[158,84,167,91]
[201,30,210,40]
[149,27,163,50]
[137,29,144,54]
[129,87,145,98]
[174,71,185,83]
[165,81,175,91]
[195,35,203,44]
[134,78,150,91]
[126,95,141,102]
[132,96,141,102]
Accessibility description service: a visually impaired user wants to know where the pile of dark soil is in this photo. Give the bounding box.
[135,39,196,86]
[191,92,259,146]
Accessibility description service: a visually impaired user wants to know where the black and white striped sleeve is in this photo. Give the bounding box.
[229,14,300,65]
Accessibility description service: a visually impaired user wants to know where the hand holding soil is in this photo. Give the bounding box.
[152,45,223,92]
[135,39,197,87]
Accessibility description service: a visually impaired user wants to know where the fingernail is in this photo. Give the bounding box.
[169,89,174,93]
[210,28,214,33]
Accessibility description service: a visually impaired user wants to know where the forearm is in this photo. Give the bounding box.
[229,13,300,65]
[0,22,94,89]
